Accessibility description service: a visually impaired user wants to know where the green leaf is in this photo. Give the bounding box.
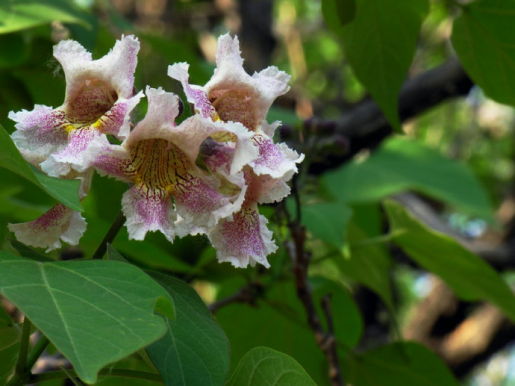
[322,0,356,29]
[0,252,174,384]
[325,0,429,132]
[8,238,54,262]
[302,202,352,249]
[0,0,90,35]
[145,271,230,386]
[338,222,394,309]
[452,0,515,107]
[0,125,82,211]
[310,276,363,349]
[384,200,515,322]
[0,305,20,385]
[226,347,317,386]
[324,137,494,222]
[344,341,459,386]
[215,279,327,385]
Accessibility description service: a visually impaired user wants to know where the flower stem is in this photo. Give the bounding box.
[6,318,33,386]
[30,369,164,384]
[15,318,32,374]
[92,211,126,260]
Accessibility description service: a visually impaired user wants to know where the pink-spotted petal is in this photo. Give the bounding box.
[8,204,87,252]
[167,62,217,120]
[40,128,97,177]
[173,172,247,230]
[122,186,177,242]
[83,135,133,181]
[208,205,277,268]
[249,134,304,179]
[9,106,69,166]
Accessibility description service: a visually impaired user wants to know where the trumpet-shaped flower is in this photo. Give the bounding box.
[202,130,304,268]
[9,35,143,177]
[8,170,93,252]
[85,87,258,242]
[168,33,290,133]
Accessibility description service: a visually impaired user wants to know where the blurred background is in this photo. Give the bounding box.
[2,1,515,385]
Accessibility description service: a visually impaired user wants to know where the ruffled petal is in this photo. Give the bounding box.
[249,134,304,179]
[40,128,97,177]
[202,34,291,131]
[122,185,176,242]
[82,135,133,181]
[8,204,87,252]
[208,204,277,268]
[9,106,69,166]
[55,35,139,101]
[167,62,217,120]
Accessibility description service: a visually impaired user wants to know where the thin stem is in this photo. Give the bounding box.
[6,318,34,386]
[15,318,32,374]
[92,211,126,260]
[26,334,50,371]
[30,369,164,384]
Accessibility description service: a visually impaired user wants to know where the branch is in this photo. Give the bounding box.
[281,59,473,175]
[287,222,344,386]
[208,283,262,314]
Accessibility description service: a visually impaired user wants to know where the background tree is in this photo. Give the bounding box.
[1,0,515,385]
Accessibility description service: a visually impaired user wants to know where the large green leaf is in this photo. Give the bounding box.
[0,125,82,211]
[145,271,230,386]
[344,341,459,386]
[452,0,515,107]
[310,276,363,349]
[216,277,362,385]
[338,222,394,309]
[215,279,327,385]
[226,347,316,386]
[0,305,20,385]
[384,200,515,322]
[324,137,494,222]
[0,252,174,384]
[302,202,352,249]
[323,0,429,132]
[0,0,90,34]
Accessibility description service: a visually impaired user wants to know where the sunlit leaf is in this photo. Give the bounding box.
[323,0,429,132]
[145,271,230,386]
[226,347,316,386]
[0,0,90,35]
[0,125,82,211]
[344,341,459,386]
[452,0,515,107]
[0,252,174,384]
[324,137,494,222]
[384,200,515,322]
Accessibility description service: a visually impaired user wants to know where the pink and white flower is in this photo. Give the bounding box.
[202,133,304,268]
[86,87,258,242]
[8,170,93,252]
[9,35,143,177]
[168,34,291,133]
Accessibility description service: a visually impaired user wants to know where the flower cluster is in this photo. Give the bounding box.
[8,34,303,268]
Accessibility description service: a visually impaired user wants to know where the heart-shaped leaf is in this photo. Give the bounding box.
[226,347,316,386]
[0,252,173,384]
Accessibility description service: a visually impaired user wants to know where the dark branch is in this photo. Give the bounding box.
[208,283,262,314]
[281,58,474,175]
[287,221,344,386]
